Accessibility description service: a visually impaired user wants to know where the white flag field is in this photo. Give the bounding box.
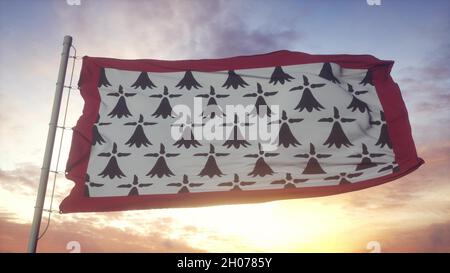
[60,50,423,213]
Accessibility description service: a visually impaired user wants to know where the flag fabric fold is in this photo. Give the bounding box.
[60,50,423,213]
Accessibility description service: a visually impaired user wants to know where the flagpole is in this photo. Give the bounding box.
[27,35,73,253]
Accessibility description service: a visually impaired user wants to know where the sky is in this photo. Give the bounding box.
[0,0,449,252]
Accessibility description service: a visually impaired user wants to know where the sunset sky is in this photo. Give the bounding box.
[0,0,449,252]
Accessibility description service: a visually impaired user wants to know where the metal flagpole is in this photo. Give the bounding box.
[27,35,73,253]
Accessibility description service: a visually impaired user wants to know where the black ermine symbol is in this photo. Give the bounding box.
[289,75,326,112]
[150,86,182,119]
[131,72,156,90]
[194,144,230,178]
[98,143,130,179]
[222,70,249,89]
[107,85,136,119]
[319,107,355,148]
[221,114,252,149]
[145,144,179,178]
[269,66,294,85]
[218,174,256,191]
[270,110,303,148]
[84,174,104,197]
[348,143,385,171]
[294,143,331,174]
[98,67,112,88]
[325,172,363,185]
[172,116,202,149]
[197,86,229,119]
[117,175,153,196]
[370,111,392,149]
[319,62,340,84]
[271,173,308,189]
[360,70,374,86]
[167,175,204,193]
[245,143,279,177]
[243,83,278,117]
[346,84,370,113]
[176,70,203,90]
[124,114,157,148]
[378,161,400,173]
[92,114,111,146]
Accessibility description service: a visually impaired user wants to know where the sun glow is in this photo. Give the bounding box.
[143,199,359,252]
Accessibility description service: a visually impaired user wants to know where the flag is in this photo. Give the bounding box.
[60,50,423,213]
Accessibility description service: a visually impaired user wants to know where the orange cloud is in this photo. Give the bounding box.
[0,213,201,253]
[375,220,450,253]
[1,139,449,252]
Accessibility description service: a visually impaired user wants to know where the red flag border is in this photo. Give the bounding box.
[60,50,424,213]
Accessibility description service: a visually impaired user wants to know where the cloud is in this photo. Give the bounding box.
[394,25,450,145]
[0,214,201,253]
[414,95,450,113]
[55,0,303,59]
[0,164,40,195]
[198,24,300,58]
[410,42,450,82]
[377,220,450,252]
[0,164,73,202]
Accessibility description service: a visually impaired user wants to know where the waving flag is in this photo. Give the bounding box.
[60,50,423,213]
